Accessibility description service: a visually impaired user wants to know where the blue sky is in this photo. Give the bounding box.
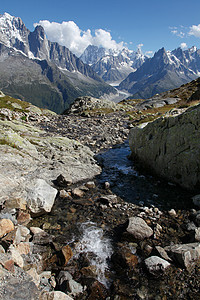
[1,0,200,56]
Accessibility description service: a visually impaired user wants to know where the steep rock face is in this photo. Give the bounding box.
[129,104,200,189]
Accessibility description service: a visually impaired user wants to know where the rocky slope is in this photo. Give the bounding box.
[0,13,116,113]
[0,95,101,206]
[129,103,200,189]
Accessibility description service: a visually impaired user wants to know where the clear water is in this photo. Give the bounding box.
[74,222,113,287]
[96,141,194,210]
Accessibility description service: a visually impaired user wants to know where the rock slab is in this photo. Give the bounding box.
[129,104,200,189]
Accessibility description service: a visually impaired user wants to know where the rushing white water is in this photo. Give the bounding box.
[74,222,113,287]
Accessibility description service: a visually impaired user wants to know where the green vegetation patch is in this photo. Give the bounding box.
[126,100,200,125]
[0,95,30,112]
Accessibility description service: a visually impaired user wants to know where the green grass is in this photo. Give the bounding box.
[126,99,200,125]
[0,95,30,112]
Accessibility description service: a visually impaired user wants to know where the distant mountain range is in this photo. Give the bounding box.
[0,13,116,113]
[1,12,200,110]
[118,46,200,99]
[80,45,147,84]
[80,44,200,100]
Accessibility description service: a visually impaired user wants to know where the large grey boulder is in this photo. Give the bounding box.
[27,179,57,216]
[127,216,153,240]
[129,104,200,189]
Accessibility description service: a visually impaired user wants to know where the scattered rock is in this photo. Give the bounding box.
[0,245,5,253]
[13,225,30,245]
[27,179,58,216]
[17,211,31,225]
[145,256,170,274]
[8,245,24,268]
[87,280,108,300]
[99,194,118,205]
[0,218,14,238]
[66,278,83,297]
[155,246,171,261]
[0,254,15,272]
[27,268,40,287]
[195,228,200,241]
[16,242,31,255]
[85,181,96,189]
[0,265,40,300]
[30,227,45,235]
[154,223,162,238]
[104,181,110,189]
[126,217,153,240]
[168,209,177,217]
[59,190,72,199]
[55,174,72,187]
[72,187,85,198]
[165,242,200,270]
[61,245,73,266]
[81,265,97,278]
[40,291,74,300]
[57,271,83,296]
[192,194,200,207]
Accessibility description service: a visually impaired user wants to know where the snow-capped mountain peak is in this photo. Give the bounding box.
[80,45,148,84]
[0,12,28,47]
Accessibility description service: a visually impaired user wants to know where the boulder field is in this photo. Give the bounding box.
[129,104,200,190]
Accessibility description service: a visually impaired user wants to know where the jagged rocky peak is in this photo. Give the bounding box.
[80,45,148,83]
[153,47,168,60]
[0,12,116,113]
[28,25,50,60]
[80,45,107,65]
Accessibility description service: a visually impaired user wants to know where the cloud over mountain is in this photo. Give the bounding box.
[189,24,200,38]
[35,20,124,56]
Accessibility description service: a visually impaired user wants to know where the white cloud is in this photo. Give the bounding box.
[170,26,186,38]
[137,43,144,49]
[180,42,188,49]
[189,24,200,38]
[145,51,153,57]
[34,20,124,57]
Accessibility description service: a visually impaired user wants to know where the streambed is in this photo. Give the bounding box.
[96,141,194,210]
[29,141,199,299]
